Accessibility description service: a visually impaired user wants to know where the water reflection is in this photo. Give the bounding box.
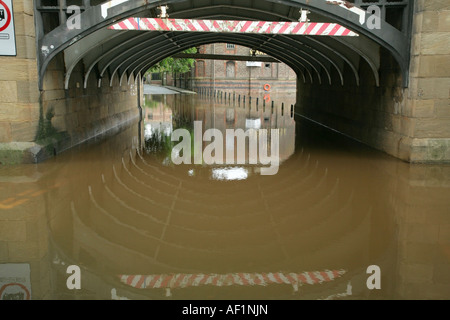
[143,95,295,181]
[0,94,449,300]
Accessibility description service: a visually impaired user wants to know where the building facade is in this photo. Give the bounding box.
[190,43,297,99]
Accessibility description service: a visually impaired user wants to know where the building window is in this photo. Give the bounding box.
[226,61,235,78]
[226,43,235,50]
[196,60,205,77]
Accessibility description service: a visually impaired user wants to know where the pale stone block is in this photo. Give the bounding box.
[13,13,36,37]
[0,81,18,103]
[416,78,450,100]
[435,99,450,117]
[0,103,32,122]
[0,58,38,81]
[421,33,450,55]
[421,0,450,11]
[0,123,12,143]
[15,35,37,60]
[422,11,439,32]
[418,55,450,77]
[16,80,40,103]
[416,0,450,13]
[13,0,34,16]
[438,10,450,31]
[10,121,39,142]
[412,99,435,118]
[414,118,450,138]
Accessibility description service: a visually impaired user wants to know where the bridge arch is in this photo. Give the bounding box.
[36,0,412,90]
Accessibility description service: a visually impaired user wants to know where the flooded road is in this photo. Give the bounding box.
[0,94,449,300]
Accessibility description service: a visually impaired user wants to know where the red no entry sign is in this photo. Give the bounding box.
[0,0,16,56]
[0,0,12,32]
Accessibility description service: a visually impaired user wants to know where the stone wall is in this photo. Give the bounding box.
[0,0,40,164]
[296,47,408,161]
[0,1,141,164]
[407,0,450,162]
[39,52,140,159]
[296,1,450,163]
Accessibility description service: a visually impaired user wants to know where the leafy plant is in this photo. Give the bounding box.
[146,47,198,75]
[36,106,58,141]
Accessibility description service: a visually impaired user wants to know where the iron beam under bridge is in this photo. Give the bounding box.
[171,53,280,63]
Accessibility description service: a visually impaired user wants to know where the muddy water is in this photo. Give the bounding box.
[0,94,449,300]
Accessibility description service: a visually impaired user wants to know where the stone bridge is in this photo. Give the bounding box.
[0,0,448,164]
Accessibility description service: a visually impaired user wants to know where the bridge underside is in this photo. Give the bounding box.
[36,0,412,90]
[2,0,449,164]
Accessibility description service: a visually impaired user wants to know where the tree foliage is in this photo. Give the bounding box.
[147,47,197,74]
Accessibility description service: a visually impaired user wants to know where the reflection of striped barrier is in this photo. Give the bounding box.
[108,18,359,37]
[119,269,346,292]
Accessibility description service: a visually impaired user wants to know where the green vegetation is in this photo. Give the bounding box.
[144,128,174,155]
[35,105,68,156]
[36,106,58,141]
[146,47,197,76]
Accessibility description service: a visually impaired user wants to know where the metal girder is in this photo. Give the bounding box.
[108,18,359,37]
[38,0,164,90]
[36,0,413,90]
[82,31,143,88]
[171,53,280,62]
[163,11,362,85]
[133,33,308,82]
[89,31,306,88]
[135,33,315,85]
[304,36,360,86]
[88,30,307,88]
[64,28,121,89]
[278,34,343,86]
[263,0,411,86]
[333,36,381,86]
[121,32,319,86]
[170,4,292,21]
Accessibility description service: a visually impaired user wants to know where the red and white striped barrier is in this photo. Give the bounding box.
[119,269,346,291]
[108,18,358,36]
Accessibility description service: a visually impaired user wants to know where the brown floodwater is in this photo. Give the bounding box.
[0,94,449,300]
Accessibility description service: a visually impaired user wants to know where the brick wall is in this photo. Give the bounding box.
[192,43,297,97]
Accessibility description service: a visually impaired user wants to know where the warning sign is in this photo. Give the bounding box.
[0,0,16,56]
[0,264,32,300]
